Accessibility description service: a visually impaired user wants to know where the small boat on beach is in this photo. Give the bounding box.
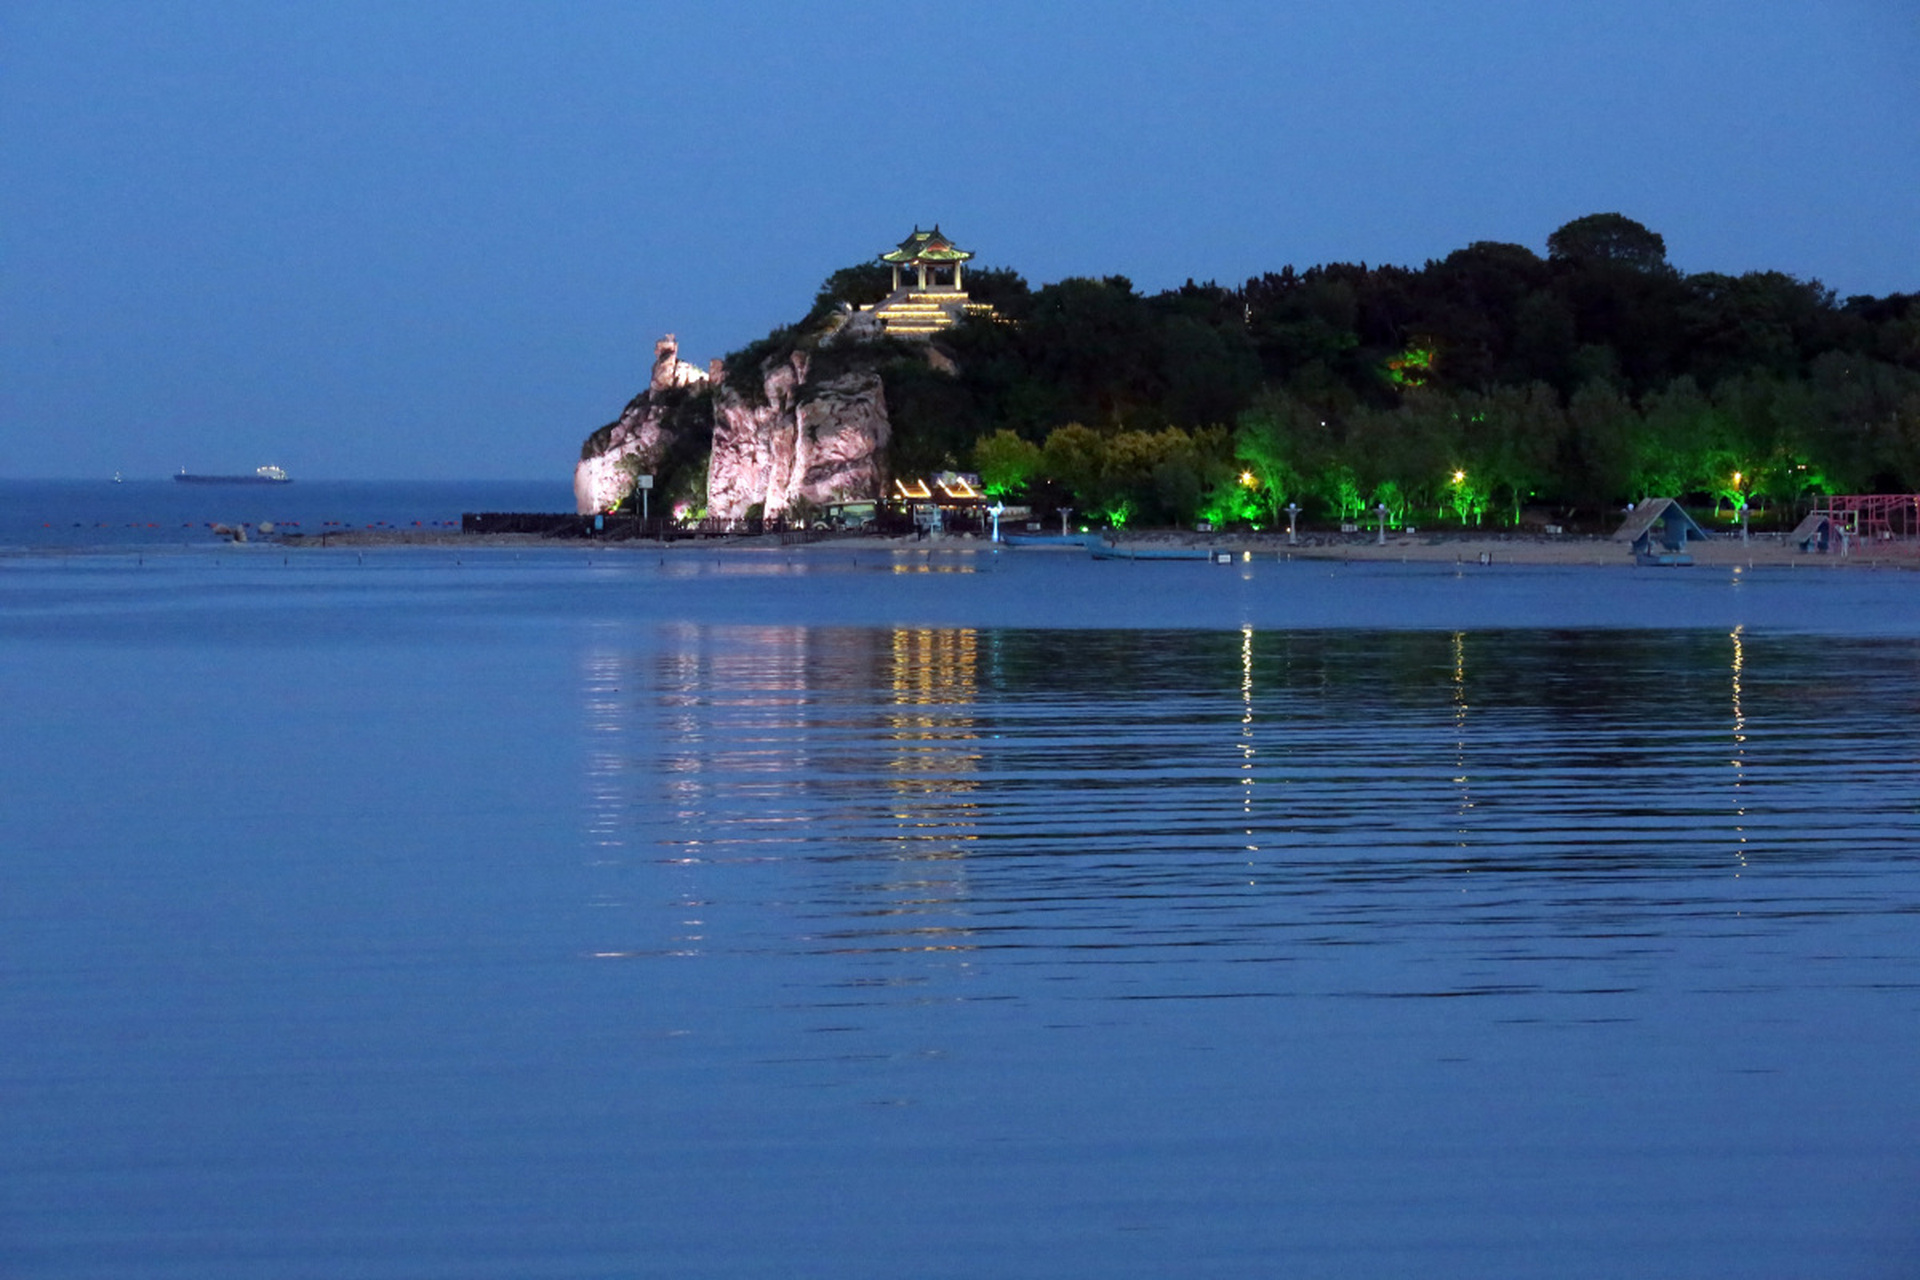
[175,465,292,485]
[1088,543,1221,561]
[1002,532,1099,548]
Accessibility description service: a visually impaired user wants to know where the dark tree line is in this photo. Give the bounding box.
[723,213,1920,528]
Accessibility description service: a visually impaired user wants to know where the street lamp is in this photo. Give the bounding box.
[1376,502,1389,545]
[1285,502,1300,546]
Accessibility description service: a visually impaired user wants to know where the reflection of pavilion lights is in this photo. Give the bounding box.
[886,626,983,850]
[1730,626,1747,874]
[889,559,978,575]
[590,624,992,965]
[874,627,982,954]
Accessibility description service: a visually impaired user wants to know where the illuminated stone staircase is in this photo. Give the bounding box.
[868,289,986,338]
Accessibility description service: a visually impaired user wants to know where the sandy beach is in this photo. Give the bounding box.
[279,525,1918,570]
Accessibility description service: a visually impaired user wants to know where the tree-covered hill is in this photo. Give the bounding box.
[729,213,1920,530]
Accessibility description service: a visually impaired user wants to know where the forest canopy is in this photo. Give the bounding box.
[730,214,1920,529]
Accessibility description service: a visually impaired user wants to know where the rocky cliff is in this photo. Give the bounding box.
[577,334,892,520]
[708,349,890,520]
[573,335,712,515]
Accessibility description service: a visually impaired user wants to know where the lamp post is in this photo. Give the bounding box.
[1060,508,1074,537]
[989,501,1004,544]
[1286,502,1300,546]
[1376,503,1389,545]
[1739,502,1750,545]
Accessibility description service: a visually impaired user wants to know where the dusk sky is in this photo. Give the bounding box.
[4,1,1915,481]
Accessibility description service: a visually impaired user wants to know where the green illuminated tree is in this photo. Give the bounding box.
[1098,427,1216,525]
[1566,381,1643,504]
[1442,469,1489,524]
[1634,378,1712,501]
[1457,383,1565,523]
[1040,423,1108,509]
[1317,463,1367,522]
[1233,390,1325,515]
[972,429,1043,496]
[1348,393,1451,520]
[1709,372,1829,512]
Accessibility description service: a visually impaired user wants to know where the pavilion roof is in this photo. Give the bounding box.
[879,225,974,265]
[1612,498,1709,546]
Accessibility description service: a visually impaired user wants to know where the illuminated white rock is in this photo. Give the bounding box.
[649,333,708,392]
[573,335,710,514]
[709,351,890,520]
[573,390,659,514]
[576,333,893,520]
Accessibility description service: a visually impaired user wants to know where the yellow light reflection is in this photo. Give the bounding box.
[1730,626,1747,874]
[886,628,984,841]
[1452,631,1473,844]
[1240,626,1258,854]
[890,558,977,575]
[877,626,982,954]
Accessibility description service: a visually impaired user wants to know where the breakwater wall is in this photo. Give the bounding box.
[460,512,817,540]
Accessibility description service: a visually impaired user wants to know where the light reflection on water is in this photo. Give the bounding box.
[583,627,1920,1004]
[559,626,1918,1279]
[8,564,1920,1277]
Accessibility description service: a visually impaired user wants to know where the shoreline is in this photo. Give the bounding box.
[7,527,1915,570]
[222,526,1920,569]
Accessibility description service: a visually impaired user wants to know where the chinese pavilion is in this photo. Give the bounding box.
[862,225,992,338]
[881,225,973,292]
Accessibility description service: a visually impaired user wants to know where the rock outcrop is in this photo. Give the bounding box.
[577,333,894,521]
[573,335,709,514]
[708,351,891,520]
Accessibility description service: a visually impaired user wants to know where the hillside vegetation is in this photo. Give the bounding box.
[726,214,1920,531]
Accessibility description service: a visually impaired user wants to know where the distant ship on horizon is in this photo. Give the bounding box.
[174,465,292,485]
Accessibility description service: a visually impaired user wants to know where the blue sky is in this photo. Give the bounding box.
[4,0,1915,480]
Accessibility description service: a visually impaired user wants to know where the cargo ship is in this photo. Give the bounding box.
[174,465,292,485]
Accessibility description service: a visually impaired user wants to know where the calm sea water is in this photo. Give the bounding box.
[3,542,1917,1278]
[0,479,574,549]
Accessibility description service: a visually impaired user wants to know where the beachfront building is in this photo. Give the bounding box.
[861,226,995,338]
[889,470,990,535]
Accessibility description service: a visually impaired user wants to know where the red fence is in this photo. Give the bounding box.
[1812,495,1920,542]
